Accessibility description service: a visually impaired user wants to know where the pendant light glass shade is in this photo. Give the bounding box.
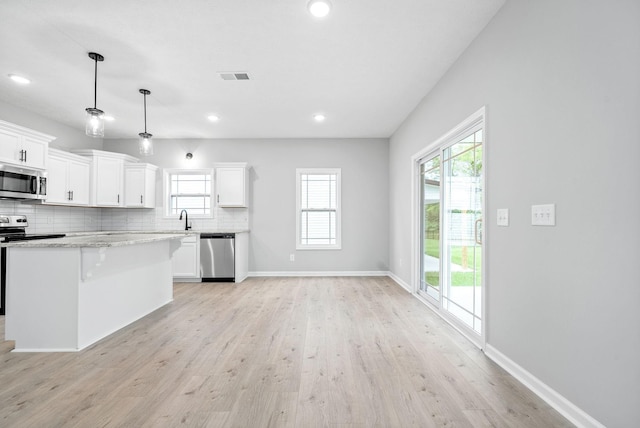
[85,52,105,137]
[139,132,153,156]
[138,89,153,156]
[85,107,104,137]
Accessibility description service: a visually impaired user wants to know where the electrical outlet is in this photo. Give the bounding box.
[497,208,509,226]
[289,254,295,262]
[531,204,556,226]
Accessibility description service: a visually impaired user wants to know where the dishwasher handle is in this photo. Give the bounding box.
[200,233,235,239]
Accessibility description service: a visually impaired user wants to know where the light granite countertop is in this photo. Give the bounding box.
[1,229,250,248]
[66,229,250,236]
[1,232,187,248]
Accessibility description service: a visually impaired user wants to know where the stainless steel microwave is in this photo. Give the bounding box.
[0,164,46,200]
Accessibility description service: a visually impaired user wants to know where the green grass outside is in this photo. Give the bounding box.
[424,238,482,287]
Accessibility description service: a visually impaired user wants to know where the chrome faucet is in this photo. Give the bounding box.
[179,210,191,230]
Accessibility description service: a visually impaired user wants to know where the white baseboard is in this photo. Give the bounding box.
[387,272,412,292]
[484,344,605,428]
[248,271,389,278]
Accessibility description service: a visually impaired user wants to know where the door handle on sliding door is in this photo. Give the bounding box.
[475,218,483,245]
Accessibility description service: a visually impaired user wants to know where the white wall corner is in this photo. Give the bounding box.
[484,344,606,428]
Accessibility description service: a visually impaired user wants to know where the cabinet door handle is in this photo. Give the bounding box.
[217,194,220,203]
[19,149,25,162]
[68,191,72,201]
[24,150,27,163]
[71,190,74,201]
[117,194,120,203]
[140,195,143,204]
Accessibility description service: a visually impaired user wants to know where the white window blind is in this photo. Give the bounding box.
[296,168,341,249]
[164,169,213,217]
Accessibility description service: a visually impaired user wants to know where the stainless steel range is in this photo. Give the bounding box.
[0,215,65,315]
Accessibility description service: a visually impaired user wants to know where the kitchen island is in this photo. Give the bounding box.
[2,233,186,352]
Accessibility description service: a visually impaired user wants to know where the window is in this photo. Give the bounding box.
[296,168,341,249]
[164,169,213,217]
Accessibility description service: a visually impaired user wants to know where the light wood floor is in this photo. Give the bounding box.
[0,277,573,427]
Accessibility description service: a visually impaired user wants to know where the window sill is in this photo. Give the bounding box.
[296,244,342,251]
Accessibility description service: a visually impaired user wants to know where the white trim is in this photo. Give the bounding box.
[12,348,80,353]
[485,345,606,428]
[248,271,388,278]
[295,168,342,250]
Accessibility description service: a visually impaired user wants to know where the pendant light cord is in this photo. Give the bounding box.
[93,56,98,109]
[143,92,147,133]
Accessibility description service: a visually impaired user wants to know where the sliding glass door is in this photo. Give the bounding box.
[441,130,483,334]
[419,155,441,302]
[418,116,484,339]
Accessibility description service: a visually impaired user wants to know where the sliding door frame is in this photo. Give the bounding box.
[410,106,487,349]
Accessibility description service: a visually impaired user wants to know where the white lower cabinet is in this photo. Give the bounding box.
[172,235,200,281]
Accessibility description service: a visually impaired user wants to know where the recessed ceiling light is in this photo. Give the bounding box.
[314,114,326,122]
[308,0,331,18]
[8,74,30,85]
[208,115,220,122]
[104,115,115,121]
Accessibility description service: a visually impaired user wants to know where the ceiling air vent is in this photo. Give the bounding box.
[218,72,250,81]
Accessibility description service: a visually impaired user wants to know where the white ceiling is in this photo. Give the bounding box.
[0,0,504,140]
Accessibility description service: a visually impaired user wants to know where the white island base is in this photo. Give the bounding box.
[5,239,178,352]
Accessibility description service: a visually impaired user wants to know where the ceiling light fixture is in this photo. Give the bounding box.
[308,0,332,18]
[103,115,115,122]
[314,113,326,122]
[85,52,105,138]
[8,74,30,85]
[207,115,220,122]
[186,152,193,160]
[138,89,153,156]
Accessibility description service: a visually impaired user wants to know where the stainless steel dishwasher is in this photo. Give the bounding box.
[200,233,235,282]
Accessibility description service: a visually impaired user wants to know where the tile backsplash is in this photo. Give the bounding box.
[0,200,248,233]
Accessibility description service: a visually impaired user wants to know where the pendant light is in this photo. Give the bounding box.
[85,52,105,137]
[138,89,153,156]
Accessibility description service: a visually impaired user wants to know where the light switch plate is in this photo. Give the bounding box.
[531,204,556,226]
[497,208,509,226]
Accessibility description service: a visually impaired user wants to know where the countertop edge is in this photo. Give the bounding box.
[1,233,187,249]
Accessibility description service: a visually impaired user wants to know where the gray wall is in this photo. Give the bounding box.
[0,99,102,151]
[105,138,390,274]
[389,0,640,426]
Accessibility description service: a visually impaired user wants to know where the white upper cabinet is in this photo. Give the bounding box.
[216,163,248,208]
[73,149,138,207]
[124,163,158,208]
[95,155,124,206]
[0,120,54,170]
[45,149,90,205]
